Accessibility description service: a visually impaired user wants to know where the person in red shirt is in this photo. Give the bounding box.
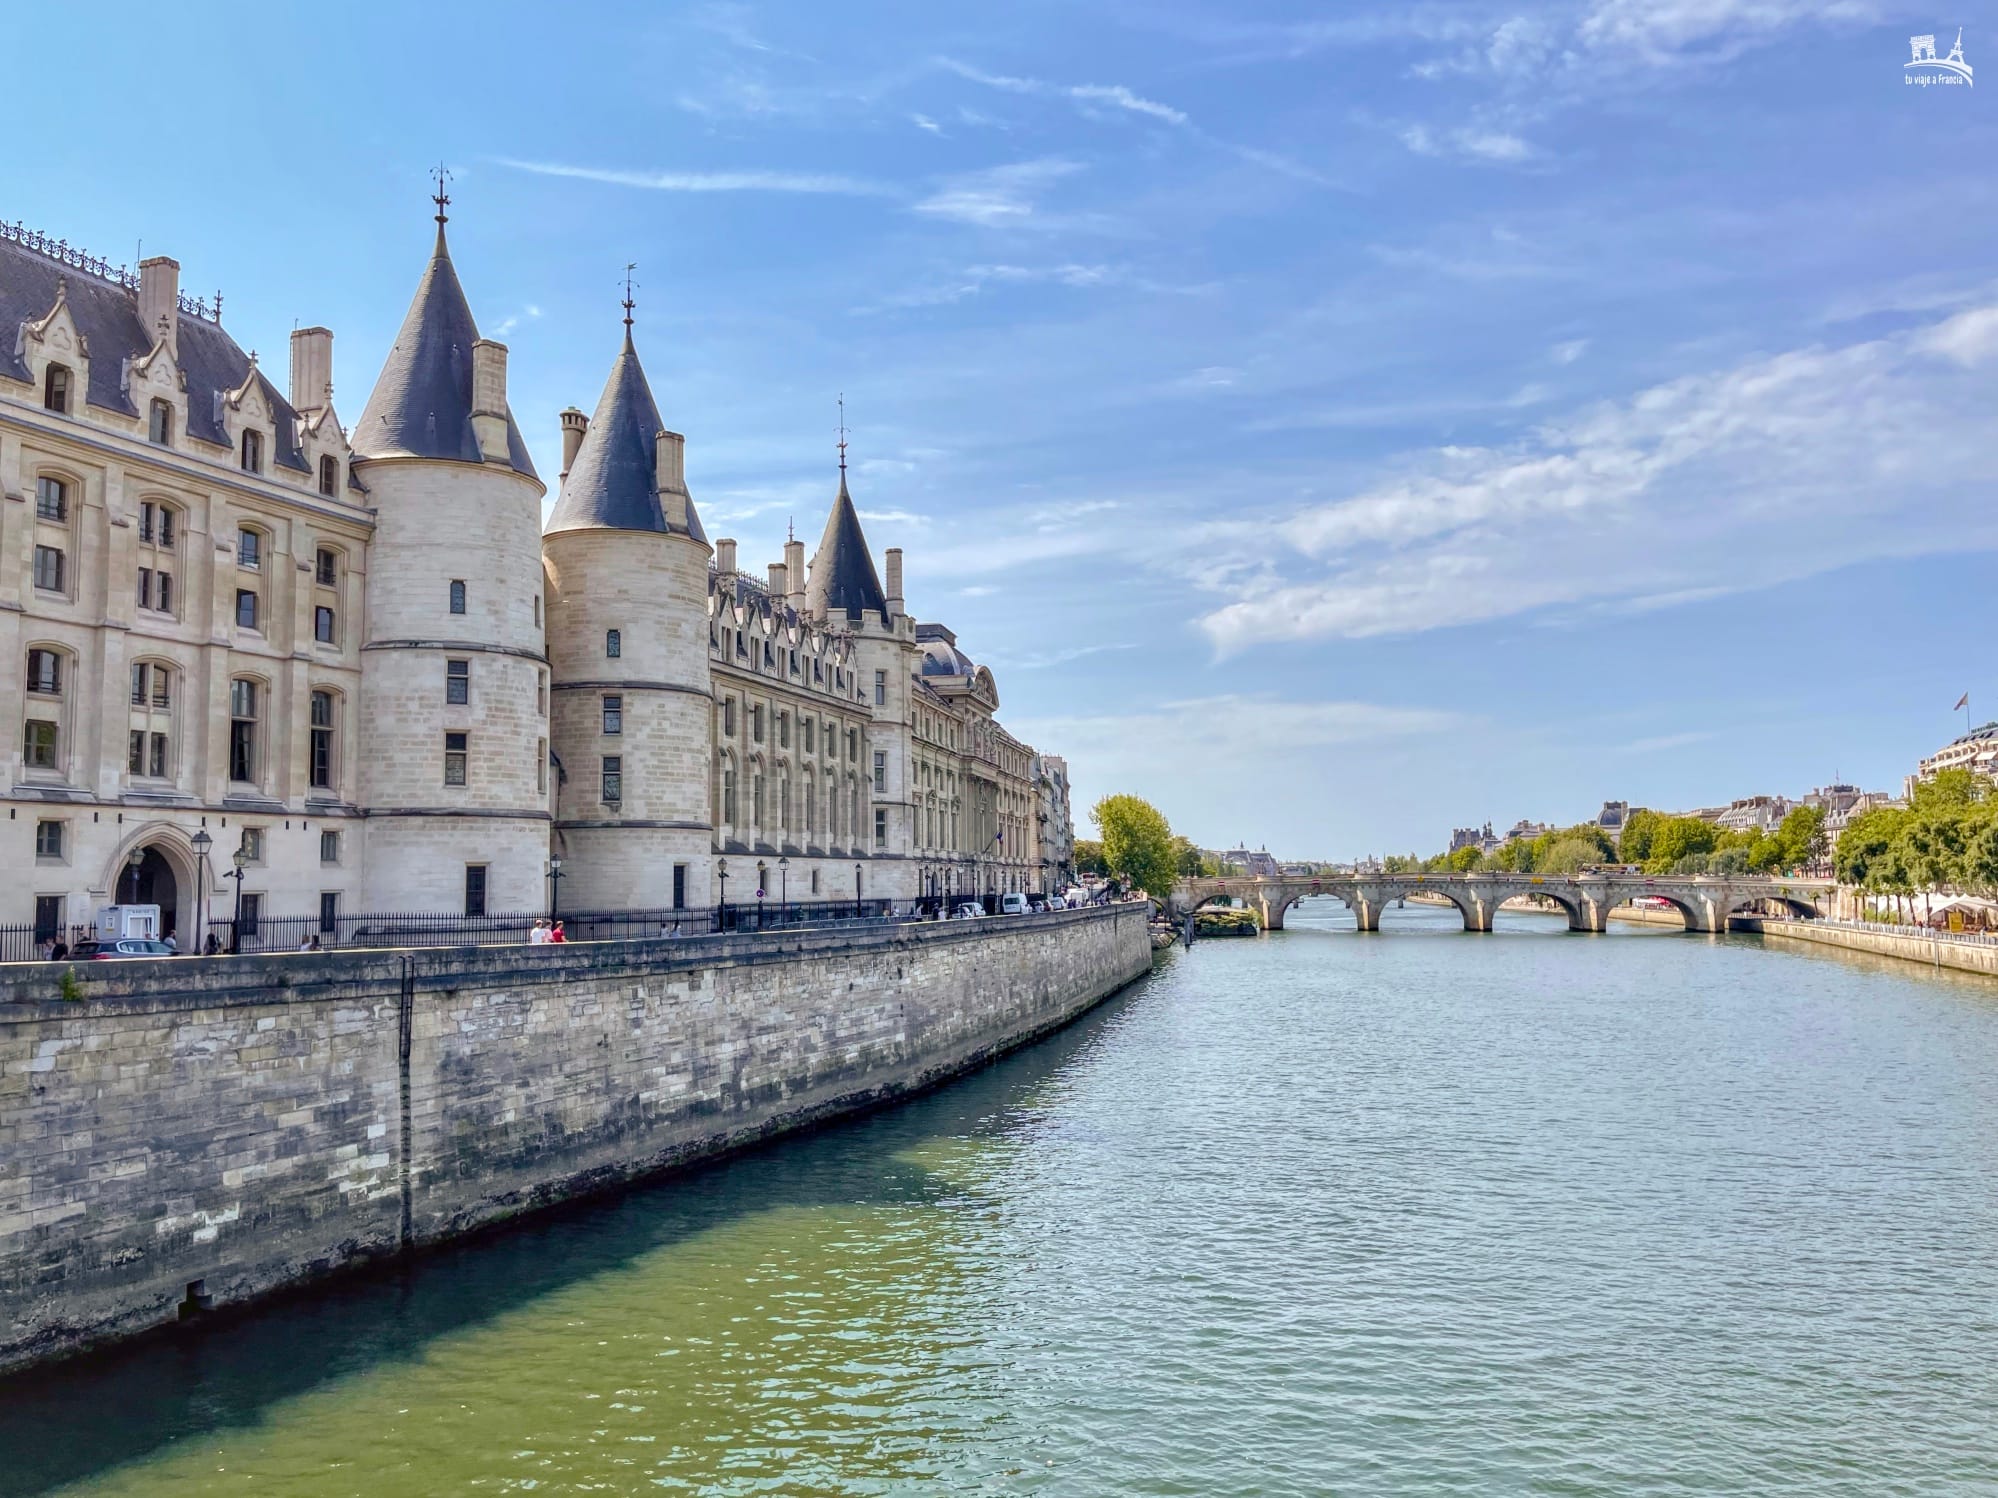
[548,920,566,944]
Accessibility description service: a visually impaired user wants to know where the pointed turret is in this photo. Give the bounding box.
[351,219,537,477]
[806,470,890,622]
[545,330,706,540]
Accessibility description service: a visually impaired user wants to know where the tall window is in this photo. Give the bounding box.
[444,731,468,786]
[148,399,173,445]
[805,781,817,837]
[537,737,548,795]
[723,764,737,826]
[318,455,339,497]
[316,548,338,586]
[35,476,67,522]
[128,662,173,779]
[723,698,736,736]
[449,579,467,614]
[606,628,622,658]
[602,695,622,735]
[875,808,887,848]
[601,755,623,803]
[672,864,687,911]
[33,543,64,594]
[310,691,335,789]
[229,679,260,782]
[35,820,64,859]
[873,750,887,794]
[315,606,336,645]
[236,589,259,631]
[23,719,58,770]
[238,529,263,569]
[320,829,340,864]
[27,649,62,695]
[239,827,265,864]
[139,500,177,549]
[875,669,887,706]
[446,659,470,705]
[240,430,263,473]
[43,365,70,413]
[752,704,764,742]
[464,865,488,917]
[319,892,340,935]
[238,894,263,937]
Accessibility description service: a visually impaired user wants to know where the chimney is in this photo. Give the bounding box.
[784,536,807,613]
[138,256,180,356]
[559,407,589,479]
[655,430,689,531]
[885,548,905,617]
[768,562,788,595]
[470,340,509,462]
[716,537,738,574]
[289,326,333,412]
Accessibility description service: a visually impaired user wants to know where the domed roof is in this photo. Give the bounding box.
[919,637,977,676]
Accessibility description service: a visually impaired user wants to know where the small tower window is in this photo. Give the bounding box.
[449,579,467,615]
[319,455,339,497]
[606,629,622,659]
[241,430,263,473]
[149,399,174,445]
[44,365,70,414]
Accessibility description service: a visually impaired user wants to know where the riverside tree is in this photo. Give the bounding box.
[1092,795,1177,904]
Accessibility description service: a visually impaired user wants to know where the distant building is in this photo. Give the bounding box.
[1803,783,1897,874]
[1596,801,1629,847]
[1221,845,1281,878]
[1450,822,1495,854]
[1503,820,1549,844]
[1278,862,1316,877]
[1907,721,1998,798]
[1714,795,1792,834]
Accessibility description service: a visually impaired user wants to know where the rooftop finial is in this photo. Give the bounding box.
[431,163,452,227]
[622,261,637,331]
[837,392,848,476]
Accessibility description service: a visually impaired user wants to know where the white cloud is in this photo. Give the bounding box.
[938,57,1188,125]
[1400,123,1535,164]
[913,159,1085,227]
[493,157,893,196]
[1068,83,1189,126]
[911,113,944,134]
[1576,0,1876,64]
[1192,302,1998,651]
[1550,338,1591,364]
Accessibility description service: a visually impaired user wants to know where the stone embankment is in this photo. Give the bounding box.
[1733,916,1998,979]
[0,905,1153,1374]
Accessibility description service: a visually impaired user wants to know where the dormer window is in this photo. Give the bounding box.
[241,430,263,473]
[148,400,173,445]
[319,455,339,497]
[44,365,70,414]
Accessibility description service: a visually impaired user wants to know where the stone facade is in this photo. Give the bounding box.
[1,213,1073,942]
[0,903,1152,1372]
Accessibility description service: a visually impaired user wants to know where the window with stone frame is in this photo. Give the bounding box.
[446,659,470,705]
[240,429,263,473]
[35,476,68,522]
[235,589,259,631]
[450,579,467,615]
[602,695,622,735]
[601,755,623,804]
[444,731,469,787]
[315,606,337,645]
[35,820,64,859]
[316,547,339,587]
[43,364,70,413]
[319,455,339,497]
[33,545,65,594]
[148,399,174,445]
[310,690,336,790]
[229,678,260,782]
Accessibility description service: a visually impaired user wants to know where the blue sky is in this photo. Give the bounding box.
[14,1,1993,857]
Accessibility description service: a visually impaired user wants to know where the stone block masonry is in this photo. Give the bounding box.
[0,904,1152,1373]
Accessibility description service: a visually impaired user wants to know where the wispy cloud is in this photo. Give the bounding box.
[489,303,543,338]
[1620,730,1717,754]
[1550,338,1591,365]
[493,157,894,196]
[1399,123,1535,165]
[937,58,1188,124]
[911,112,944,135]
[913,158,1085,227]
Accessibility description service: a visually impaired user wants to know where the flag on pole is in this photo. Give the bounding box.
[1954,693,1971,711]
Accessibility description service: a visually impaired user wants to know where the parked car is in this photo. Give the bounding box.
[1000,892,1031,916]
[1046,895,1067,910]
[951,903,986,920]
[69,938,174,960]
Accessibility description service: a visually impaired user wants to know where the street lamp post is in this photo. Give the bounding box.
[717,858,729,932]
[123,847,144,904]
[854,863,862,915]
[545,856,565,919]
[226,846,250,953]
[190,829,212,955]
[778,855,789,923]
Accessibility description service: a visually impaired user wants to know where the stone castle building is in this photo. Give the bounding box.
[1,209,1071,945]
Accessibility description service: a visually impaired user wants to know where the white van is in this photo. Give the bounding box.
[1000,892,1031,916]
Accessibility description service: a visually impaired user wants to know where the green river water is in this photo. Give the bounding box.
[3,903,1995,1496]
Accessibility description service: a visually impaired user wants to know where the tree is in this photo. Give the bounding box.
[1072,839,1108,877]
[1536,836,1602,875]
[1091,795,1177,904]
[1173,836,1207,878]
[1446,844,1483,873]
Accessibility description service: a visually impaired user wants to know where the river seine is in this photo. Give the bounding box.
[5,903,1996,1496]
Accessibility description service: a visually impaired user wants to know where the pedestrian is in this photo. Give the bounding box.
[549,920,567,944]
[203,932,223,956]
[530,919,549,945]
[50,936,69,961]
[162,929,178,955]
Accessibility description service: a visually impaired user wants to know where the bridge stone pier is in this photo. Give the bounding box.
[1170,872,1832,936]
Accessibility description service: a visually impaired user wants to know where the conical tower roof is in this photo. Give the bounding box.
[806,471,889,622]
[352,223,537,477]
[546,330,706,540]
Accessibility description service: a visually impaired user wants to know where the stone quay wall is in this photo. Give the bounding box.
[0,904,1152,1374]
[1733,916,1998,979]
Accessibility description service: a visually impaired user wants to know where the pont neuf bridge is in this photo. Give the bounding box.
[1169,872,1831,933]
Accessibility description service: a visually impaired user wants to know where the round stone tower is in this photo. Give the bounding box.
[349,209,550,914]
[542,322,714,914]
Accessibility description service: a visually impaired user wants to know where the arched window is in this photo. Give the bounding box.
[606,628,622,658]
[318,455,339,497]
[229,678,261,783]
[127,661,175,780]
[148,399,173,445]
[241,429,263,473]
[449,579,467,615]
[43,365,70,414]
[309,690,337,790]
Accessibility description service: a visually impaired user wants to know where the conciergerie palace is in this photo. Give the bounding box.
[0,202,1075,943]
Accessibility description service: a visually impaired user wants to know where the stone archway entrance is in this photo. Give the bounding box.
[106,838,190,944]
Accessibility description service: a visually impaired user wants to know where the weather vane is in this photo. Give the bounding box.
[622,262,638,329]
[431,163,452,226]
[837,392,848,475]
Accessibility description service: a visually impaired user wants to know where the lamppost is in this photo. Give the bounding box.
[123,847,144,904]
[191,829,212,954]
[225,846,250,953]
[755,861,767,929]
[778,855,789,921]
[854,862,862,912]
[545,856,565,919]
[717,858,729,931]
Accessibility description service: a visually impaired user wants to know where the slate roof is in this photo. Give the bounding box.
[0,235,315,476]
[804,472,889,622]
[351,226,537,479]
[915,621,976,676]
[545,331,706,541]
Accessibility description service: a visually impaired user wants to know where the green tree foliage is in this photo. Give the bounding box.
[1535,836,1604,875]
[1072,839,1109,877]
[1425,806,1833,878]
[1445,844,1483,873]
[1832,771,1998,914]
[1172,836,1213,878]
[1091,795,1177,903]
